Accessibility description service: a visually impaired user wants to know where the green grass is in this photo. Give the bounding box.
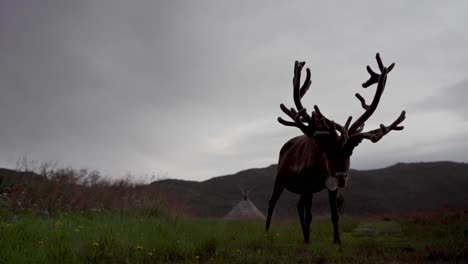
[0,212,466,263]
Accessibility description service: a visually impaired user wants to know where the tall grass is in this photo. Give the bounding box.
[0,163,187,217]
[0,212,466,263]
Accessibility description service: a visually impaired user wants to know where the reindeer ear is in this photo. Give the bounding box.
[342,137,363,156]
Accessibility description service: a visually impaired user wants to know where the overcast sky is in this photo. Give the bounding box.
[1,0,467,181]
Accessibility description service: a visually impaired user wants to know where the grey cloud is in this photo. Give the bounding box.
[353,133,468,170]
[0,0,467,180]
[411,80,468,119]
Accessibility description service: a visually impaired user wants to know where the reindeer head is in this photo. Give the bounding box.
[278,53,406,189]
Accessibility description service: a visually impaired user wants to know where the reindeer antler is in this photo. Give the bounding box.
[278,61,344,139]
[278,54,405,151]
[352,111,405,142]
[278,61,311,132]
[347,53,406,143]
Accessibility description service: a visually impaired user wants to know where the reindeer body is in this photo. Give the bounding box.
[277,135,328,194]
[265,53,406,244]
[267,135,344,243]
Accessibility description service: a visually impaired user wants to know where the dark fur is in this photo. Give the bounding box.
[266,135,346,244]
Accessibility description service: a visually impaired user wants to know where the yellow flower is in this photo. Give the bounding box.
[55,221,63,228]
[93,242,99,247]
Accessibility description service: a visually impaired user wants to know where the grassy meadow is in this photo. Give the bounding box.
[0,212,466,263]
[0,167,466,263]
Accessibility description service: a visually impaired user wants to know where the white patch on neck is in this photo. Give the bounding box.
[325,177,338,191]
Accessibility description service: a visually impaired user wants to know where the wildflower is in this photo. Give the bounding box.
[1,223,11,229]
[55,221,63,228]
[93,242,99,247]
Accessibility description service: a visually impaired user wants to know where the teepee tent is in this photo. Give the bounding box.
[224,187,265,220]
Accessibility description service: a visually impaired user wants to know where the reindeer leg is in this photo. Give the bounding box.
[303,193,313,243]
[328,190,341,244]
[297,195,306,240]
[265,179,284,231]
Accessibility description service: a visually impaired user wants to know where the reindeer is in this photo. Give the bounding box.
[265,53,406,244]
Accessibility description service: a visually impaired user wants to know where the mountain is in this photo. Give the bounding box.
[149,161,468,218]
[2,162,467,218]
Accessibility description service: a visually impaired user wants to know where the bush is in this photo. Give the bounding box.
[0,164,184,217]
